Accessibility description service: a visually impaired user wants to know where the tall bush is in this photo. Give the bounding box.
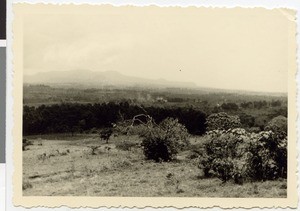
[246,131,287,180]
[198,128,250,182]
[198,128,287,183]
[141,118,189,162]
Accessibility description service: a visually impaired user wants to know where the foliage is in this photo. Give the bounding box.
[141,118,189,162]
[247,127,261,133]
[221,102,239,111]
[239,113,255,128]
[23,102,207,136]
[265,116,287,136]
[198,129,287,183]
[246,131,287,180]
[198,128,249,182]
[206,112,241,131]
[100,128,113,144]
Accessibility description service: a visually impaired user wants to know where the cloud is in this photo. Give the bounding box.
[23,7,289,93]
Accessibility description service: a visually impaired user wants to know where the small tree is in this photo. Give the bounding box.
[100,128,113,144]
[206,112,241,131]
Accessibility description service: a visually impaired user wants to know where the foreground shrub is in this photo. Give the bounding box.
[198,128,249,182]
[247,131,287,180]
[198,128,287,183]
[206,112,241,131]
[141,118,189,162]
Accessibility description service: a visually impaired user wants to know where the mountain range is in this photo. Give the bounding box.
[24,69,197,89]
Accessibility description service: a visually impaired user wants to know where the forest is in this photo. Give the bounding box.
[23,85,287,136]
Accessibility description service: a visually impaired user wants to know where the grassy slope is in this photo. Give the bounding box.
[23,135,287,197]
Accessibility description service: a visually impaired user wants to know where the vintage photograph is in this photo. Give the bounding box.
[13,4,297,208]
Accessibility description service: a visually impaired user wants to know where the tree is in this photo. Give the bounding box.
[206,112,241,131]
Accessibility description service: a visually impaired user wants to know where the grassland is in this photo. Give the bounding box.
[23,134,287,197]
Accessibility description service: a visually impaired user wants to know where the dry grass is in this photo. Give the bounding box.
[23,134,287,197]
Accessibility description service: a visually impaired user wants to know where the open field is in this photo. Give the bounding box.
[23,134,287,197]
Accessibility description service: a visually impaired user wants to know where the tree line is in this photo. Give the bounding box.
[23,102,207,136]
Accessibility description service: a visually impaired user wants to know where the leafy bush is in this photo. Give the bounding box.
[206,112,241,131]
[198,128,249,182]
[198,128,287,183]
[265,116,287,136]
[141,118,189,162]
[246,131,287,180]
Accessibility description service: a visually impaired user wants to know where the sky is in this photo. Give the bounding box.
[23,6,293,93]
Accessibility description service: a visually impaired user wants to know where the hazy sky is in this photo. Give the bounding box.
[24,6,292,93]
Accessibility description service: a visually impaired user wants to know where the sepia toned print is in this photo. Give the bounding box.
[13,4,297,208]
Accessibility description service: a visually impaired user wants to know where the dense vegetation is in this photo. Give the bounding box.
[23,85,287,136]
[23,99,286,137]
[198,128,287,183]
[23,102,207,136]
[23,85,288,191]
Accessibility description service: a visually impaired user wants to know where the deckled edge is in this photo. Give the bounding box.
[10,3,299,209]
